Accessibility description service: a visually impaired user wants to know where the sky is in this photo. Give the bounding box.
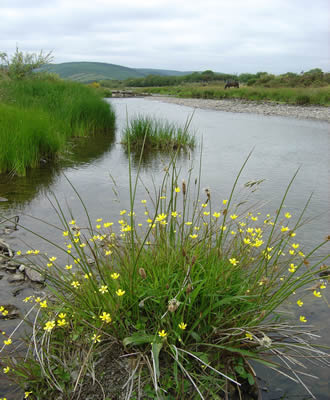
[1,0,329,74]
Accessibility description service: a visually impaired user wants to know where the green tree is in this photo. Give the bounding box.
[0,47,53,80]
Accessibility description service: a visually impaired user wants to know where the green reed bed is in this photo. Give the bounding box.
[138,85,330,106]
[0,153,329,399]
[122,115,196,151]
[0,78,116,175]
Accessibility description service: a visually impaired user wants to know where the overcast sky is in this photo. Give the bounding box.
[1,0,329,74]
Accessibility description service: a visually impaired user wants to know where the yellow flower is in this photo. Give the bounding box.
[289,250,295,255]
[189,234,198,239]
[99,285,108,294]
[63,231,69,237]
[289,232,296,237]
[185,221,192,225]
[79,243,86,248]
[91,334,101,343]
[171,211,178,217]
[24,392,33,398]
[16,250,22,255]
[160,196,166,199]
[251,216,258,221]
[40,300,47,308]
[59,313,66,319]
[96,218,103,222]
[3,366,10,373]
[57,319,67,327]
[292,243,299,249]
[35,297,41,303]
[103,222,113,228]
[213,212,221,218]
[175,187,181,193]
[141,199,147,204]
[47,263,53,267]
[230,214,238,220]
[245,333,253,340]
[229,258,239,266]
[288,263,297,273]
[69,220,76,225]
[285,212,292,219]
[43,320,56,332]
[281,226,289,232]
[111,273,120,280]
[222,199,228,205]
[65,264,73,270]
[71,281,80,289]
[178,322,187,330]
[74,258,80,264]
[100,312,111,323]
[33,250,40,255]
[243,238,251,245]
[201,203,207,208]
[4,338,12,345]
[320,283,327,289]
[299,316,307,323]
[120,210,127,215]
[116,289,125,296]
[49,256,57,262]
[203,211,210,216]
[23,296,32,303]
[313,290,322,298]
[156,213,167,222]
[297,300,303,307]
[230,231,236,235]
[96,224,101,229]
[105,250,112,256]
[158,330,167,338]
[221,225,227,231]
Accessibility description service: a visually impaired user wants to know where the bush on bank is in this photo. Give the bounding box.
[0,154,329,399]
[0,77,116,175]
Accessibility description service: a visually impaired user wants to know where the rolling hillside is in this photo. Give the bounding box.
[41,62,190,83]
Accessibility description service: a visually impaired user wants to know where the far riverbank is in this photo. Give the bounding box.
[147,95,330,122]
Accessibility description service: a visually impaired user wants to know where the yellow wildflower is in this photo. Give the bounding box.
[71,281,80,289]
[57,319,67,327]
[63,231,69,237]
[16,250,22,255]
[313,290,322,298]
[230,214,238,220]
[229,258,239,266]
[281,226,289,232]
[185,222,192,225]
[111,273,120,280]
[43,321,56,332]
[65,264,73,270]
[120,210,126,215]
[223,199,228,205]
[96,218,103,222]
[213,212,221,218]
[96,224,101,229]
[59,313,66,319]
[297,300,303,307]
[99,285,108,294]
[3,366,10,373]
[171,211,178,217]
[40,300,47,308]
[49,256,57,262]
[69,220,76,225]
[203,211,210,216]
[299,316,307,323]
[4,338,12,345]
[201,203,207,208]
[141,199,147,204]
[189,234,198,239]
[285,212,292,219]
[116,289,125,296]
[175,187,181,193]
[24,392,33,398]
[245,333,253,340]
[92,334,101,343]
[158,330,167,338]
[100,312,111,323]
[178,322,187,330]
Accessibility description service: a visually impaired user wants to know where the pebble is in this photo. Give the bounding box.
[148,96,330,122]
[8,272,25,283]
[24,266,45,283]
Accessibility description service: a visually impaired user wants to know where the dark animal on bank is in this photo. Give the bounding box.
[224,81,239,89]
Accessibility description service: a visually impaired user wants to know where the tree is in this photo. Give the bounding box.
[0,47,53,80]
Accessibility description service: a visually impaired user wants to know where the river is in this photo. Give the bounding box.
[0,98,329,399]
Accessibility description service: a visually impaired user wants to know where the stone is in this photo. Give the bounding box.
[18,264,25,272]
[8,272,25,283]
[25,266,45,283]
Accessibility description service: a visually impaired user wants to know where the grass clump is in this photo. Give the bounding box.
[0,154,329,399]
[122,115,196,151]
[0,78,116,175]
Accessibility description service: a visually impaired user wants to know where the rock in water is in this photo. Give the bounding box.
[25,266,45,283]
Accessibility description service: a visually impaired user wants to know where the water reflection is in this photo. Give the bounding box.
[0,131,115,212]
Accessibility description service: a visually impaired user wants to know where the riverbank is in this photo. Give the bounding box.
[147,95,330,122]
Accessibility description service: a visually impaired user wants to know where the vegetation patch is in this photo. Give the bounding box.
[0,49,116,176]
[122,115,196,151]
[0,154,329,399]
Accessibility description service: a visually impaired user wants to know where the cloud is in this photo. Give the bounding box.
[1,0,329,73]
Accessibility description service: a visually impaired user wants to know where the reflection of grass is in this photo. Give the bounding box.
[136,85,330,105]
[0,78,116,175]
[1,154,329,399]
[122,115,196,151]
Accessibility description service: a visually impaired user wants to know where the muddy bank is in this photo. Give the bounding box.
[147,96,330,122]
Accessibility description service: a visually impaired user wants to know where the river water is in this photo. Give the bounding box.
[0,98,329,399]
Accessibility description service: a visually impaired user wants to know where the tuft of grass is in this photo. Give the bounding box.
[122,115,196,151]
[0,78,116,175]
[0,154,329,399]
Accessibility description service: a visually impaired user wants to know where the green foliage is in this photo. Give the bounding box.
[0,155,328,398]
[0,47,53,80]
[136,85,330,106]
[122,115,196,151]
[0,78,116,175]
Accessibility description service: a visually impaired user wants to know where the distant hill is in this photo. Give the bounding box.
[40,62,190,83]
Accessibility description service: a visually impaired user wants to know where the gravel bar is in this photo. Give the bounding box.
[147,96,330,123]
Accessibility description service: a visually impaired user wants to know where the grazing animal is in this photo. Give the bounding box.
[224,81,239,89]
